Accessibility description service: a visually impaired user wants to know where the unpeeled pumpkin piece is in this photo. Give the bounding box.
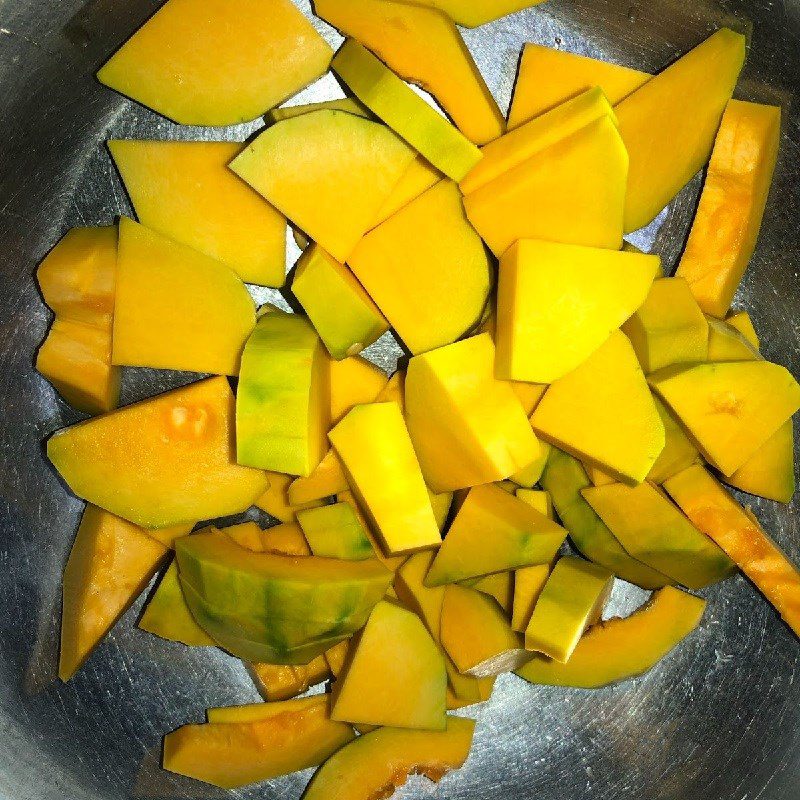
[163,695,354,789]
[507,43,650,129]
[676,100,781,317]
[47,377,269,527]
[649,360,800,476]
[230,110,415,262]
[332,600,447,730]
[532,331,665,483]
[582,482,735,589]
[616,27,746,232]
[97,0,332,126]
[59,505,168,680]
[461,87,614,195]
[348,180,492,354]
[303,717,476,800]
[113,218,255,375]
[406,334,539,492]
[292,246,389,360]
[727,419,795,504]
[496,239,659,383]
[108,140,285,286]
[329,403,441,553]
[517,586,706,688]
[332,39,483,182]
[426,483,566,585]
[665,464,800,638]
[314,0,503,145]
[464,115,627,257]
[237,311,329,476]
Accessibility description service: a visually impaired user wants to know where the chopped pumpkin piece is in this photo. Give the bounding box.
[664,464,800,637]
[676,100,781,317]
[259,522,312,556]
[615,28,746,232]
[267,97,372,123]
[255,472,325,522]
[297,502,375,560]
[705,315,760,361]
[507,43,650,129]
[517,586,706,687]
[726,310,760,349]
[406,334,540,492]
[496,239,659,382]
[465,571,514,614]
[372,155,443,227]
[532,331,665,483]
[329,355,388,424]
[426,483,565,585]
[47,377,269,527]
[395,551,447,640]
[332,600,446,730]
[249,659,330,701]
[646,395,701,484]
[511,563,553,633]
[60,506,168,680]
[515,489,553,518]
[230,110,415,262]
[726,419,795,504]
[409,0,544,27]
[348,180,492,354]
[510,439,551,489]
[108,140,285,286]
[287,450,349,505]
[97,0,332,126]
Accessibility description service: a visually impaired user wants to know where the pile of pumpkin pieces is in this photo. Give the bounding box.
[36,0,800,796]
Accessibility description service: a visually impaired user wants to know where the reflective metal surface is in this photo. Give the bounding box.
[0,1,799,798]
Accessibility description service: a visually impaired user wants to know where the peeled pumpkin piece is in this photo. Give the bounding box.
[303,717,475,800]
[464,115,627,257]
[532,331,665,483]
[267,97,372,123]
[461,86,614,195]
[406,0,544,27]
[676,100,781,316]
[37,226,117,324]
[465,571,514,614]
[37,318,120,415]
[706,316,760,361]
[60,505,168,680]
[143,521,196,549]
[584,463,615,487]
[260,522,313,556]
[97,0,332,126]
[331,600,446,730]
[108,140,285,286]
[496,239,659,383]
[338,490,408,572]
[163,695,354,789]
[726,419,795,504]
[297,502,375,560]
[249,658,331,702]
[525,556,613,662]
[445,659,495,708]
[540,448,671,589]
[726,311,760,349]
[515,489,553,518]
[582,482,735,589]
[507,43,650,129]
[139,561,216,647]
[440,584,530,677]
[47,377,269,527]
[511,563,553,633]
[287,449,349,505]
[230,110,415,263]
[372,155,442,227]
[292,245,389,360]
[649,360,800,476]
[255,472,325,523]
[516,586,706,688]
[330,403,441,554]
[332,39,483,182]
[622,277,709,373]
[207,694,326,723]
[406,334,540,492]
[510,439,551,489]
[237,310,329,476]
[616,28,746,233]
[348,180,492,354]
[220,520,266,552]
[426,483,566,585]
[329,355,388,424]
[314,0,503,145]
[394,550,446,639]
[646,395,700,484]
[664,464,800,637]
[113,218,255,375]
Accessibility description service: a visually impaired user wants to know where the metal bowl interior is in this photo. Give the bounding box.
[0,1,799,798]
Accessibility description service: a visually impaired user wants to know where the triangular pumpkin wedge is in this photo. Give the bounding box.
[108,140,285,286]
[288,449,349,504]
[726,419,795,503]
[331,600,446,730]
[496,239,660,382]
[60,506,168,680]
[464,115,627,257]
[649,360,800,476]
[616,27,746,232]
[230,110,415,263]
[532,331,664,483]
[113,218,255,375]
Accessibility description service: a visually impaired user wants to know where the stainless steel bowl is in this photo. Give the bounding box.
[1,1,798,798]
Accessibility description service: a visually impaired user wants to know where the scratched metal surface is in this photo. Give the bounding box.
[0,0,799,798]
